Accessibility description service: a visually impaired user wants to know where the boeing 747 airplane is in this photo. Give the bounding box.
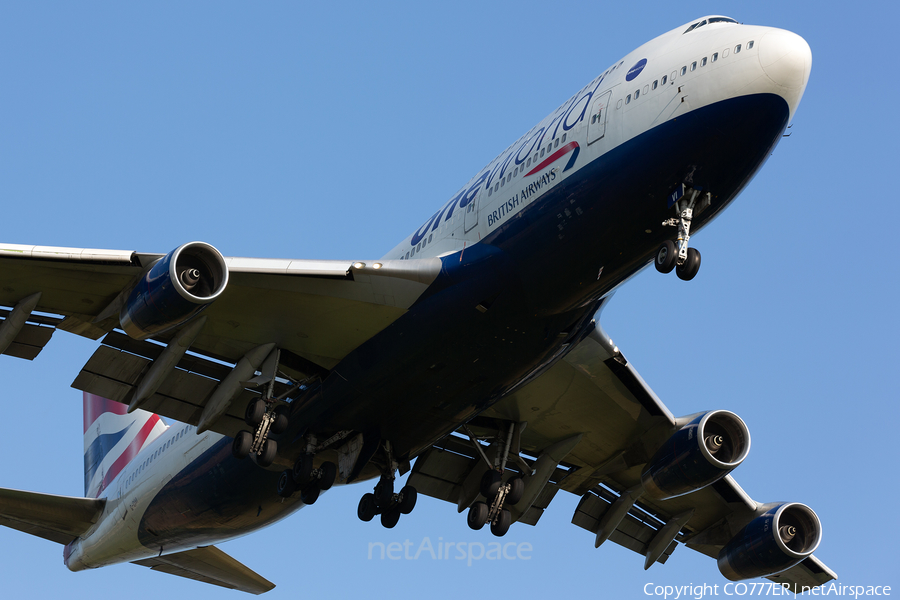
[0,16,834,594]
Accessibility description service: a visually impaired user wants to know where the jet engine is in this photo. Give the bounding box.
[718,502,822,581]
[641,410,750,500]
[120,241,228,339]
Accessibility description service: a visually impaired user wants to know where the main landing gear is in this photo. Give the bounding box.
[356,441,418,528]
[462,421,527,537]
[276,450,338,505]
[655,186,711,281]
[231,398,289,467]
[467,469,525,537]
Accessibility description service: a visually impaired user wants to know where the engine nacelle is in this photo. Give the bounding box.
[718,502,822,581]
[641,410,750,500]
[120,241,228,340]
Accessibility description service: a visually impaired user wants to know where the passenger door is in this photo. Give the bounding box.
[464,189,480,233]
[587,90,613,144]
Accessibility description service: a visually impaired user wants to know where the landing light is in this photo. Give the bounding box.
[353,262,366,269]
[373,263,383,269]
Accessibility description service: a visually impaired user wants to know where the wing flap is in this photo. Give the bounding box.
[0,487,105,544]
[70,336,266,438]
[571,489,678,565]
[132,545,274,595]
[0,307,62,360]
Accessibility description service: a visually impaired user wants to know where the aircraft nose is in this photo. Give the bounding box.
[758,29,812,93]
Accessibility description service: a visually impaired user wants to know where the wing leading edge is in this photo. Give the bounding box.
[0,241,441,437]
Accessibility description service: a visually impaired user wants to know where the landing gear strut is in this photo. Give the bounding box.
[231,398,288,467]
[656,186,710,281]
[356,441,417,528]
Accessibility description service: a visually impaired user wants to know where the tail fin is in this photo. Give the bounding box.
[83,392,166,498]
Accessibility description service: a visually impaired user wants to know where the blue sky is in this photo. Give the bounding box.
[1,2,897,598]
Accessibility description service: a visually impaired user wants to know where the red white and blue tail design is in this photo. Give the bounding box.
[83,392,166,498]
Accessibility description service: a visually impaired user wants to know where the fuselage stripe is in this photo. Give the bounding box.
[524,141,580,177]
[95,414,162,497]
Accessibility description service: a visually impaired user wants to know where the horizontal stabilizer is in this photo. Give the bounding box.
[0,487,105,544]
[133,546,275,595]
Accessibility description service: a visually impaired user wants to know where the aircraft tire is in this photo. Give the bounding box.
[319,461,337,491]
[398,485,417,514]
[381,507,401,529]
[277,470,295,498]
[358,493,378,522]
[467,501,488,531]
[244,398,266,427]
[301,482,320,505]
[676,247,701,281]
[232,431,252,459]
[292,454,314,485]
[257,439,277,467]
[490,509,511,537]
[507,477,525,505]
[656,240,677,274]
[270,405,289,435]
[480,470,502,498]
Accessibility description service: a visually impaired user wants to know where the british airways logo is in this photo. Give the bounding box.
[626,58,647,82]
[409,72,610,247]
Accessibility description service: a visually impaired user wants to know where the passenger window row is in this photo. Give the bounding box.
[619,40,755,108]
[123,425,192,489]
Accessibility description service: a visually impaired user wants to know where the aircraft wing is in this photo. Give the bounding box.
[132,545,275,595]
[408,316,837,590]
[0,242,440,438]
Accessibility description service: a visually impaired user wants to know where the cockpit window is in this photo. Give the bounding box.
[684,16,737,34]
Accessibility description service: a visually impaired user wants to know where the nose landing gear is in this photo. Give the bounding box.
[655,185,710,281]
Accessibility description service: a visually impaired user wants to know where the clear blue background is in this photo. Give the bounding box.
[1,2,896,598]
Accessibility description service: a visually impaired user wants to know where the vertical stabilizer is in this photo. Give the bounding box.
[83,392,166,498]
